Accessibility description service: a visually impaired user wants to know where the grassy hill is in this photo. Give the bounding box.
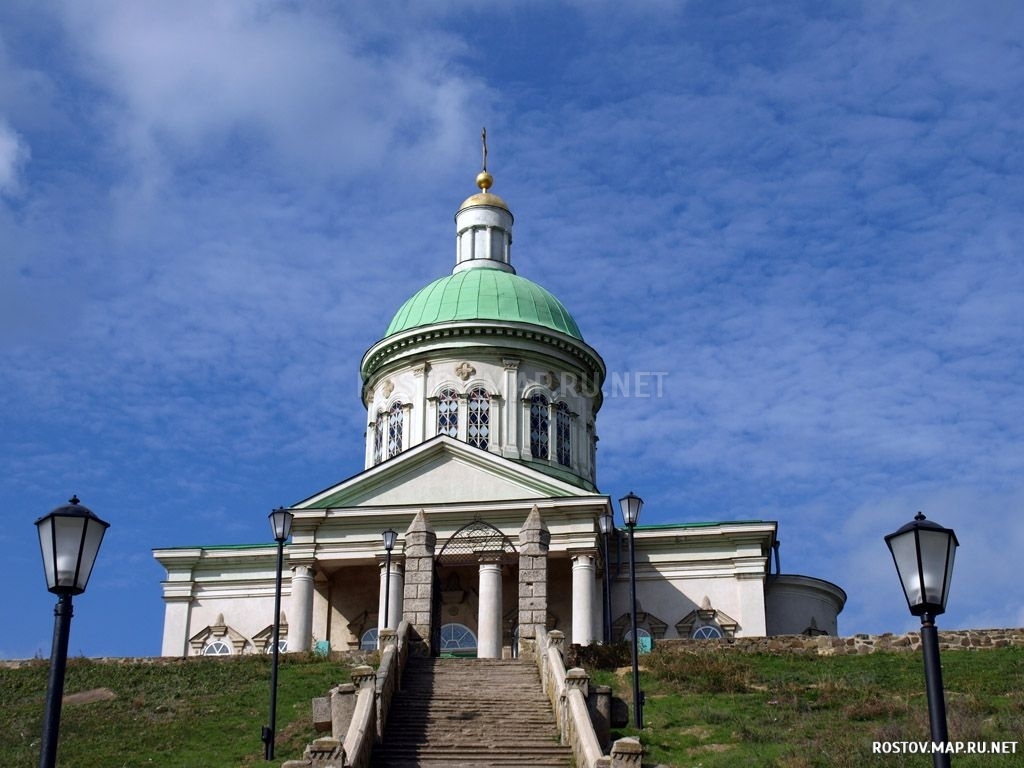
[2,645,1022,767]
[595,644,1024,767]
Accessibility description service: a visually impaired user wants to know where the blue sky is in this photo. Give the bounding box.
[2,1,1022,659]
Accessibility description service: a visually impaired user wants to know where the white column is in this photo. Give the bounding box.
[488,394,503,454]
[477,558,503,658]
[401,403,413,451]
[378,559,405,631]
[457,393,469,442]
[365,418,376,469]
[411,363,428,446]
[288,564,315,652]
[571,553,596,646]
[388,563,404,629]
[502,359,520,458]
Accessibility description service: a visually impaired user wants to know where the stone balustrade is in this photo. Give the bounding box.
[532,628,645,768]
[284,620,411,768]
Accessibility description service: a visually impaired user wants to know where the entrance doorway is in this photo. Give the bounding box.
[433,520,517,658]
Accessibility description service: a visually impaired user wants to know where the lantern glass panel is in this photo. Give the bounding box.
[888,529,923,608]
[269,509,293,542]
[37,511,108,594]
[917,527,955,607]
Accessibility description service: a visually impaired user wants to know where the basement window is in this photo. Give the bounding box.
[202,640,232,655]
[360,628,378,651]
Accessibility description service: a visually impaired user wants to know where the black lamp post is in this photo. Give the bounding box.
[35,495,109,768]
[597,508,614,644]
[885,511,958,768]
[263,506,294,761]
[620,491,644,729]
[382,528,398,630]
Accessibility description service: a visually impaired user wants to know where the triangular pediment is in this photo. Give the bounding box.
[294,436,600,509]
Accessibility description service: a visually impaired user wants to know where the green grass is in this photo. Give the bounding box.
[0,653,369,767]
[3,646,1022,767]
[592,645,1024,767]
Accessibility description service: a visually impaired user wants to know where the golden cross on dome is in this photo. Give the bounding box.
[476,127,494,191]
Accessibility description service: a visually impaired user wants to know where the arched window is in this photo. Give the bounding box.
[387,402,404,459]
[622,627,651,642]
[440,623,477,654]
[360,628,378,651]
[529,394,549,459]
[555,402,571,467]
[467,388,490,450]
[437,388,458,438]
[692,625,723,640]
[203,639,232,656]
[264,638,288,653]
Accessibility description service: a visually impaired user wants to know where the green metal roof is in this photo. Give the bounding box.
[385,269,583,340]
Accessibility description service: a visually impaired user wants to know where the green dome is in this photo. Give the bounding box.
[385,269,582,340]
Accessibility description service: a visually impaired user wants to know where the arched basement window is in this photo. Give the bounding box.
[387,402,404,459]
[437,388,458,438]
[203,639,232,656]
[529,393,549,459]
[555,402,571,466]
[440,623,477,655]
[264,638,288,653]
[360,628,378,651]
[692,625,723,639]
[622,627,651,643]
[468,388,490,450]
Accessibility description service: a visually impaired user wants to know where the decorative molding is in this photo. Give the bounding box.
[455,362,477,381]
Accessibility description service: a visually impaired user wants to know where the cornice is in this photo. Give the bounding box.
[360,321,606,385]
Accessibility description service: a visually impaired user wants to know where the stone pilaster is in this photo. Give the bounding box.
[518,505,550,658]
[502,359,521,458]
[402,510,437,656]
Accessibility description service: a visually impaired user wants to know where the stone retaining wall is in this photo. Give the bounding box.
[4,628,1022,670]
[657,627,1024,656]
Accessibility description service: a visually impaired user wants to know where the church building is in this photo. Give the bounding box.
[153,152,845,659]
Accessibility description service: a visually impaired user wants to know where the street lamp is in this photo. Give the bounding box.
[263,506,294,761]
[382,528,398,630]
[35,495,110,768]
[597,508,614,644]
[885,511,958,768]
[619,491,644,729]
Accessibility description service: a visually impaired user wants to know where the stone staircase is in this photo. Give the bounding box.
[370,656,573,768]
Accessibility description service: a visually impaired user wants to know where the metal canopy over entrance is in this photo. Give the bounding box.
[436,519,517,566]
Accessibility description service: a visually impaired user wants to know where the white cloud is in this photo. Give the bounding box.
[58,1,489,187]
[0,118,29,194]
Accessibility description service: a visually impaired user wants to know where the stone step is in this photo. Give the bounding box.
[370,657,572,768]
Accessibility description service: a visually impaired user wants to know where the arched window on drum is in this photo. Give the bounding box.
[555,402,571,467]
[529,393,549,459]
[437,388,458,438]
[467,388,490,450]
